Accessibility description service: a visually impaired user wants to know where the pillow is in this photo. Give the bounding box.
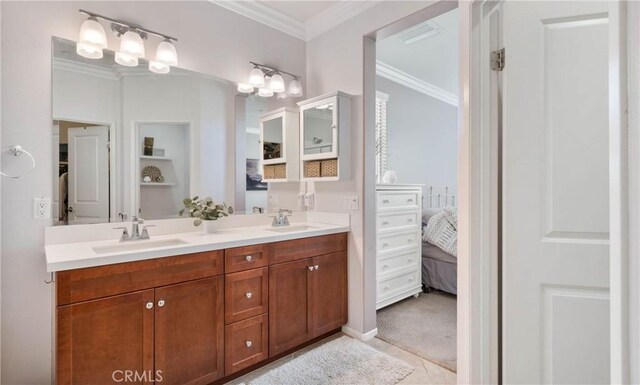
[443,207,458,230]
[422,212,457,257]
[422,208,442,226]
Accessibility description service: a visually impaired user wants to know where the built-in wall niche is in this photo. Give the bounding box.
[298,91,352,181]
[51,36,277,225]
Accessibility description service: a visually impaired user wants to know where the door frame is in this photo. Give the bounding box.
[362,1,500,383]
[129,119,197,217]
[52,117,117,222]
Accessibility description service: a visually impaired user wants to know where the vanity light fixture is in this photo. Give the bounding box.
[76,16,108,59]
[241,61,303,98]
[77,9,178,72]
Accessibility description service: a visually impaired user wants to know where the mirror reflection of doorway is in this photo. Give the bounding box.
[53,120,110,225]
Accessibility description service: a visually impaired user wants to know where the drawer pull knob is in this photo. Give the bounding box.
[308,266,315,271]
[246,341,252,348]
[383,264,389,269]
[407,218,413,223]
[314,265,319,270]
[407,198,414,203]
[408,258,413,262]
[382,199,390,204]
[246,292,253,299]
[245,255,253,262]
[383,285,390,291]
[408,277,414,282]
[383,243,389,248]
[145,301,154,310]
[157,299,165,308]
[382,221,390,226]
[407,239,413,243]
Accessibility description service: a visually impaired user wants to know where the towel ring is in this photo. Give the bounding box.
[1,145,36,179]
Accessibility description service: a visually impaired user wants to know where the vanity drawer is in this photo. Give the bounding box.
[377,192,420,211]
[225,268,269,324]
[225,314,269,375]
[377,211,420,233]
[377,269,421,301]
[225,244,269,273]
[377,249,421,278]
[56,250,224,305]
[377,230,421,254]
[270,233,347,265]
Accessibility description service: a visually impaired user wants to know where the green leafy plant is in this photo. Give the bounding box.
[179,196,234,226]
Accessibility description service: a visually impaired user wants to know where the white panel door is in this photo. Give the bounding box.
[503,2,610,384]
[68,126,109,224]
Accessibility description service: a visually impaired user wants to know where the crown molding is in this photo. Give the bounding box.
[376,60,458,106]
[212,1,306,40]
[53,57,120,81]
[306,1,383,40]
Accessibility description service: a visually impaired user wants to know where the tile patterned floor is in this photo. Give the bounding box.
[226,334,457,385]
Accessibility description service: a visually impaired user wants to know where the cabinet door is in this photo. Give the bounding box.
[155,277,224,385]
[269,259,312,356]
[57,290,155,385]
[311,252,348,337]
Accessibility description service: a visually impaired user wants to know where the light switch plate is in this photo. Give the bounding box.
[33,197,51,219]
[304,193,315,209]
[268,194,280,206]
[344,195,359,211]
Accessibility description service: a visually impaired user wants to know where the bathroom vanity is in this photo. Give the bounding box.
[47,216,349,385]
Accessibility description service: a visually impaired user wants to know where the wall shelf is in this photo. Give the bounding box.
[140,182,175,186]
[140,155,171,161]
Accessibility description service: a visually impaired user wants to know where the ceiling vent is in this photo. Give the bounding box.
[397,21,444,44]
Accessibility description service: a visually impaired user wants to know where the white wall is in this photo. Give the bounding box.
[270,0,438,337]
[377,76,458,193]
[0,2,305,383]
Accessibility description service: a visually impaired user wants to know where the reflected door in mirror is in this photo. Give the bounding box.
[303,104,334,156]
[262,117,283,162]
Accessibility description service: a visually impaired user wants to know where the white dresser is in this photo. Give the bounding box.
[376,184,424,309]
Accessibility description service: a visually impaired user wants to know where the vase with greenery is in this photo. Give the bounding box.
[179,196,233,233]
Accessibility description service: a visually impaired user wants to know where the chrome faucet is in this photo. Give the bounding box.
[271,209,292,227]
[114,216,154,242]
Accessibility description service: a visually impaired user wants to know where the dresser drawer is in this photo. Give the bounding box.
[225,268,268,324]
[225,314,269,375]
[377,211,420,233]
[377,269,421,301]
[225,244,269,273]
[377,191,420,211]
[377,249,421,278]
[377,230,421,254]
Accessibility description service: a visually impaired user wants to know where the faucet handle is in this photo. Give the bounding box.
[140,225,155,239]
[113,226,130,241]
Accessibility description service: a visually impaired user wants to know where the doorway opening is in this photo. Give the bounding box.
[52,119,111,225]
[372,5,459,373]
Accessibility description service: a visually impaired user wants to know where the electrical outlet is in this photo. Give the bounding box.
[344,195,359,211]
[304,193,315,209]
[33,197,52,219]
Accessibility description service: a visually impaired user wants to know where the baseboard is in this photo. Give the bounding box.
[342,326,378,341]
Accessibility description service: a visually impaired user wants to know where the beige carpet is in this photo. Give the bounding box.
[376,292,457,372]
[243,336,413,385]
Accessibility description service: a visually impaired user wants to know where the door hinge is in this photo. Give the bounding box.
[491,48,505,71]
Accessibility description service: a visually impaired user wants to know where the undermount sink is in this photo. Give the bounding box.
[93,239,188,254]
[265,225,318,233]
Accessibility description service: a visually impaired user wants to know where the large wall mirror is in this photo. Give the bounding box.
[52,37,275,225]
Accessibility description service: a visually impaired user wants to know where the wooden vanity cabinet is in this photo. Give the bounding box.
[56,233,348,384]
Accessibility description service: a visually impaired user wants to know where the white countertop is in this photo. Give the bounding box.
[45,213,350,272]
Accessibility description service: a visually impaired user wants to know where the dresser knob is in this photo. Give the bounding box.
[145,301,153,310]
[157,299,165,307]
[407,239,413,243]
[246,341,252,348]
[245,255,253,262]
[407,218,413,223]
[314,265,319,270]
[383,286,390,291]
[408,258,413,263]
[408,277,414,282]
[246,292,252,299]
[383,243,389,248]
[308,266,315,271]
[382,199,390,204]
[382,221,389,226]
[407,198,414,203]
[383,264,389,269]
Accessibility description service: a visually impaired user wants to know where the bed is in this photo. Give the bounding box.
[421,187,457,295]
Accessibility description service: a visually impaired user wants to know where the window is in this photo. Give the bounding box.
[375,91,389,182]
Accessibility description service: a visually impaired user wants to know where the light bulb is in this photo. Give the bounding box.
[149,61,170,74]
[258,88,273,97]
[237,83,254,93]
[155,39,177,66]
[288,78,303,97]
[249,66,265,87]
[76,17,107,59]
[120,30,145,58]
[115,51,139,67]
[269,73,285,93]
